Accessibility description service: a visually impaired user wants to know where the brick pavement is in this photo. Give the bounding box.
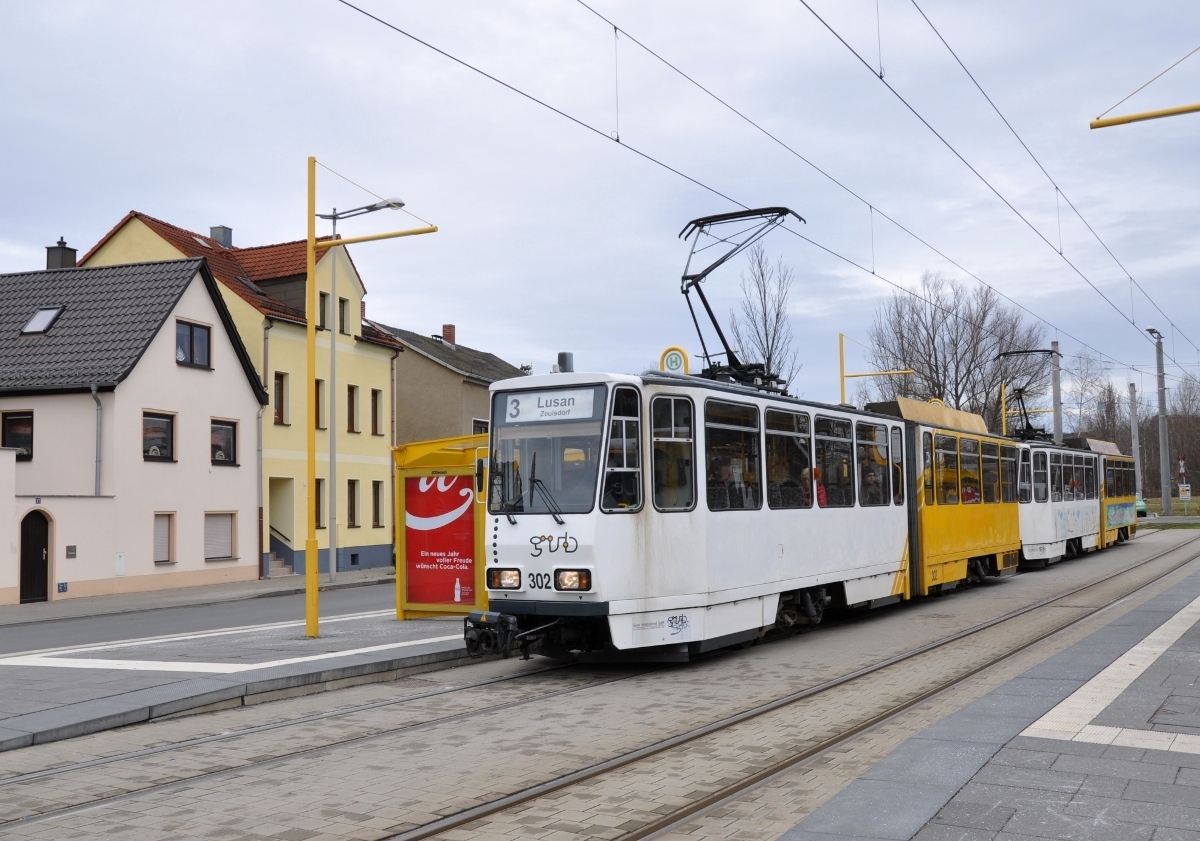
[0,529,1191,840]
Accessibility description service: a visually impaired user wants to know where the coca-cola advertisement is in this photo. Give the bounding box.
[405,475,476,606]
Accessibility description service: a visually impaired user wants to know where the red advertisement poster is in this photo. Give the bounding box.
[405,476,476,606]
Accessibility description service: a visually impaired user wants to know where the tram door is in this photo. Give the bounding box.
[20,510,49,603]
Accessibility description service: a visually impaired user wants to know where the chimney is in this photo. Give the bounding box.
[210,225,233,249]
[46,238,76,269]
[442,324,456,346]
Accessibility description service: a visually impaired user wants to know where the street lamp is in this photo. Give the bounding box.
[305,158,436,637]
[316,199,404,586]
[1146,326,1172,516]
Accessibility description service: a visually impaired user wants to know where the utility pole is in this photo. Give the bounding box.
[1051,340,1063,444]
[1129,382,1142,499]
[1147,327,1172,516]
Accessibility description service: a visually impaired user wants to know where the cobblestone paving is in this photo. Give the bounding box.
[0,531,1192,841]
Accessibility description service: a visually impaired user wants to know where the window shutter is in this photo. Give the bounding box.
[204,513,233,559]
[154,514,171,563]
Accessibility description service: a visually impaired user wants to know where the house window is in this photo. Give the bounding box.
[318,292,329,330]
[274,372,289,424]
[143,413,175,461]
[211,420,237,465]
[21,306,63,334]
[315,479,325,528]
[203,513,235,560]
[315,379,326,429]
[154,513,174,564]
[347,385,359,432]
[339,298,349,334]
[175,321,210,368]
[472,419,489,435]
[347,479,359,527]
[372,390,384,435]
[372,481,384,527]
[1,412,33,461]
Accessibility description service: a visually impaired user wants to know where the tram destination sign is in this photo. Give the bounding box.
[504,388,594,422]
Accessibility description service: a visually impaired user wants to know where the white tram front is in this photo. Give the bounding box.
[1017,442,1102,566]
[467,371,912,658]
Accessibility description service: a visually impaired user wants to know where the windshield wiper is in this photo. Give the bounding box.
[490,461,518,524]
[529,452,565,525]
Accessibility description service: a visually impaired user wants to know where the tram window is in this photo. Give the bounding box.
[766,409,812,509]
[651,396,694,512]
[935,434,959,504]
[981,442,1000,503]
[601,387,642,512]
[1105,461,1116,498]
[891,427,904,505]
[705,401,761,511]
[1085,457,1096,500]
[1000,445,1018,503]
[923,432,934,506]
[1018,449,1032,503]
[1050,452,1063,502]
[856,422,890,507]
[959,439,981,504]
[1070,455,1083,501]
[1034,451,1048,502]
[815,415,854,508]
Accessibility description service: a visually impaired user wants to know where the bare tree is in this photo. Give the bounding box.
[865,271,1049,431]
[1063,349,1107,434]
[729,244,801,391]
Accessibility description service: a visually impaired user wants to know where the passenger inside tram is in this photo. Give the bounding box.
[861,469,884,506]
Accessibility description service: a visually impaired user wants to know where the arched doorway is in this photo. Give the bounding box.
[20,510,49,603]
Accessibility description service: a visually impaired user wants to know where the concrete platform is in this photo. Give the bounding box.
[0,608,469,752]
[781,557,1200,840]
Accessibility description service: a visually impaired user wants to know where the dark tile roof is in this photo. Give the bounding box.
[373,323,525,383]
[0,258,267,403]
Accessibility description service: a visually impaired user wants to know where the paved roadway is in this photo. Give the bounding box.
[1,529,1197,840]
[0,582,396,656]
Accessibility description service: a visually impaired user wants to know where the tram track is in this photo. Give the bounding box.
[0,532,1195,837]
[380,531,1200,841]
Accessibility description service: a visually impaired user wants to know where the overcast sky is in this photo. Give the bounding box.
[3,1,1198,409]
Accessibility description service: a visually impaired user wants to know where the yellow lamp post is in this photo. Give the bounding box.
[838,333,915,405]
[304,157,437,638]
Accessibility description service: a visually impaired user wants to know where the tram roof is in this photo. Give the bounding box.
[863,396,989,434]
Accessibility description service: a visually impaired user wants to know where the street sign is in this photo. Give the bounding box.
[660,346,689,376]
[1181,484,1192,502]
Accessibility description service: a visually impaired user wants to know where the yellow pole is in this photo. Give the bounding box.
[839,333,846,405]
[305,157,320,638]
[1001,382,1007,437]
[1090,101,1200,129]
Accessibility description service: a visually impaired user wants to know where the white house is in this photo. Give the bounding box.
[0,255,268,604]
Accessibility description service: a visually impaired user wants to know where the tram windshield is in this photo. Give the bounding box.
[488,385,607,515]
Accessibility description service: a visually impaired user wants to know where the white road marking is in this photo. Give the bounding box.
[0,634,464,673]
[1022,591,1200,754]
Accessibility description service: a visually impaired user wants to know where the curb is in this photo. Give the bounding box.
[0,636,469,752]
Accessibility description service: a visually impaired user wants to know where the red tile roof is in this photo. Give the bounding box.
[79,213,399,350]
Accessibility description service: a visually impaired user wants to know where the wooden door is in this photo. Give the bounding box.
[20,510,49,603]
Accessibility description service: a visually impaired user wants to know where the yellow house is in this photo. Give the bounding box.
[80,212,402,577]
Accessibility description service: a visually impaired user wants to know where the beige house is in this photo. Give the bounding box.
[0,257,267,604]
[374,323,525,444]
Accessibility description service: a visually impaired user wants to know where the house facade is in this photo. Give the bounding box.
[80,213,402,576]
[0,258,266,604]
[376,323,526,445]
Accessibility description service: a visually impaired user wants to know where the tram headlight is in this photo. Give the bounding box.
[555,569,591,591]
[487,568,521,590]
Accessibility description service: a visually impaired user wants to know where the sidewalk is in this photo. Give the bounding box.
[782,560,1200,840]
[0,603,470,752]
[0,566,395,627]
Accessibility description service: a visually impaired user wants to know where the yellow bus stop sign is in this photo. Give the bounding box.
[660,346,689,375]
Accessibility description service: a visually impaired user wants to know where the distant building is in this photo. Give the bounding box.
[374,323,525,444]
[0,257,267,604]
[80,213,402,577]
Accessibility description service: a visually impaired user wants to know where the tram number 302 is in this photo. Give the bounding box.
[528,572,554,590]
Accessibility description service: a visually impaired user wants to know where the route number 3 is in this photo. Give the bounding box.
[509,398,520,419]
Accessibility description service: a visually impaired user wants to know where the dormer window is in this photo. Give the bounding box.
[21,307,63,335]
[176,320,211,368]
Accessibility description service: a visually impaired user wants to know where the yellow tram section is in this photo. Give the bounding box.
[880,398,1021,597]
[1099,453,1138,549]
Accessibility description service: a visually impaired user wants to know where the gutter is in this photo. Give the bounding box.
[90,385,102,496]
[259,319,272,579]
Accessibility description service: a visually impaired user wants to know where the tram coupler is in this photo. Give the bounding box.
[464,611,519,658]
